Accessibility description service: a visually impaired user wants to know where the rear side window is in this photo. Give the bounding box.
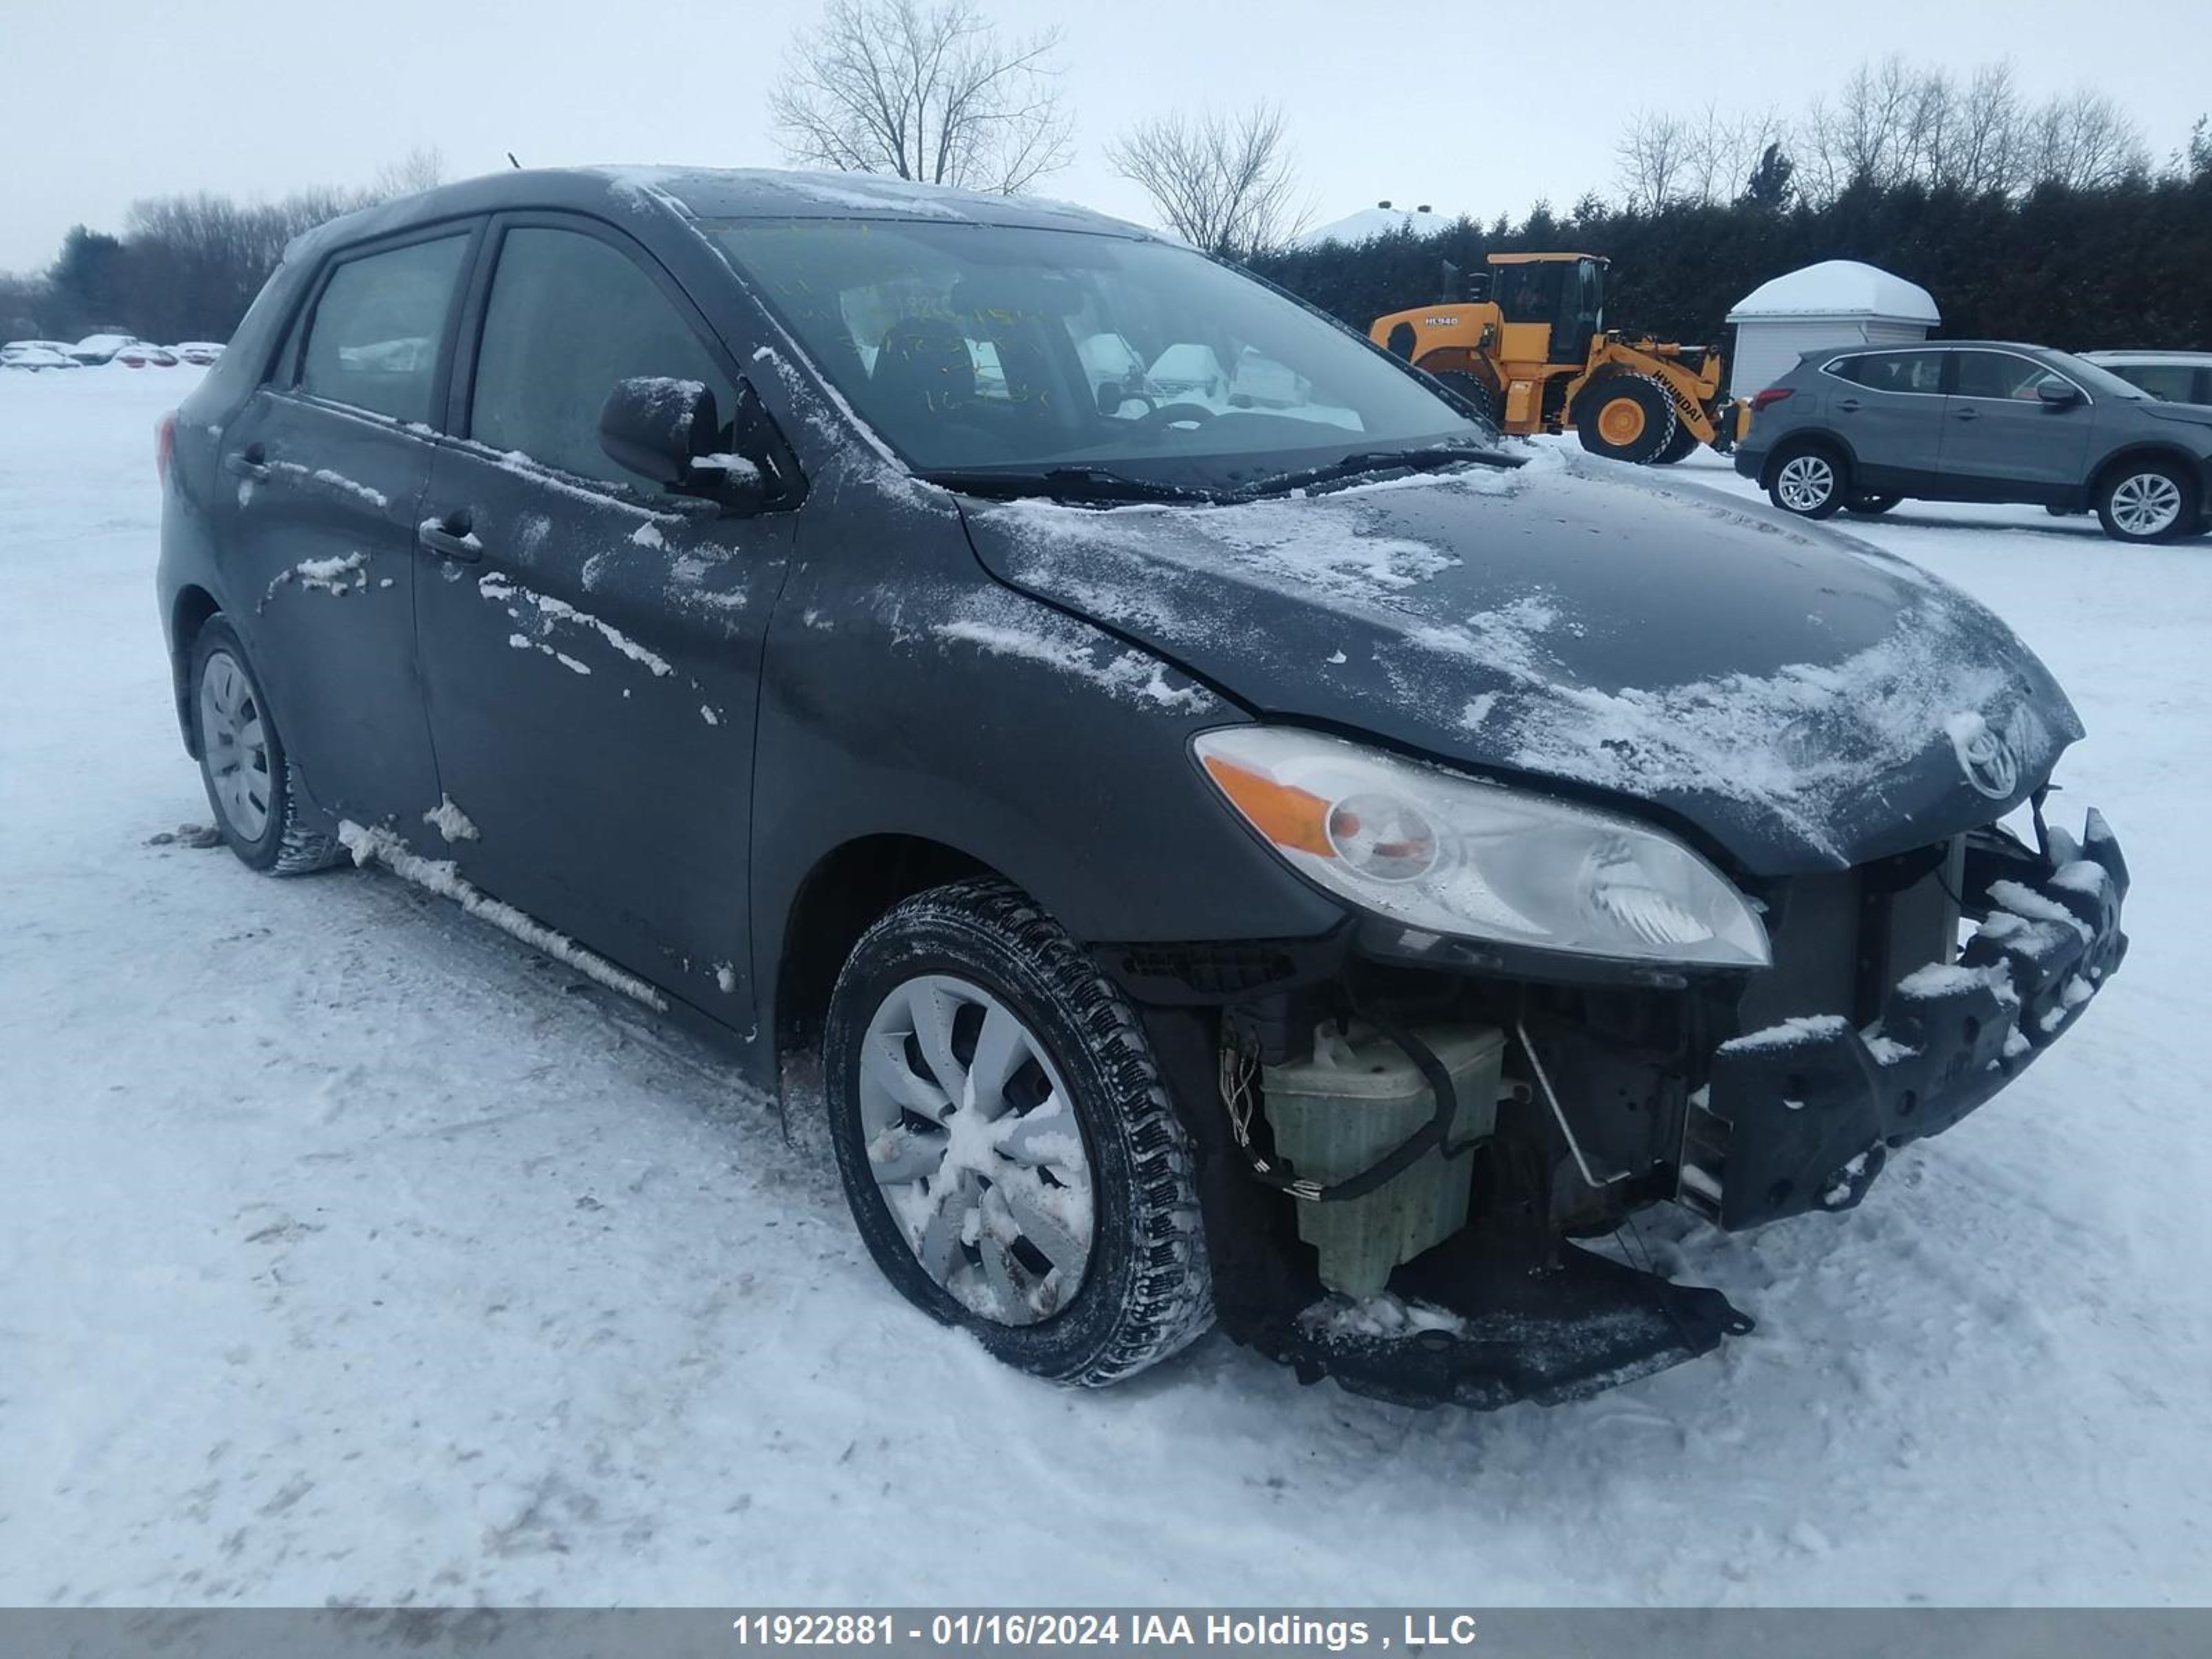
[2108,362,2198,402]
[1952,350,2071,401]
[469,225,735,491]
[1831,351,1944,394]
[299,236,468,423]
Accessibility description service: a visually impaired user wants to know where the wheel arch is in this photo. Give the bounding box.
[771,833,1000,1069]
[169,583,223,756]
[1758,429,1855,491]
[2089,441,2211,503]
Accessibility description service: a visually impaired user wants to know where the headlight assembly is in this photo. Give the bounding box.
[1194,726,1771,970]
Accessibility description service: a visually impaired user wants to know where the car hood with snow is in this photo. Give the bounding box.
[958,451,2083,877]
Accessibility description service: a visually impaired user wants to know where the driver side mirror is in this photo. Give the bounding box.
[2038,379,2083,408]
[597,377,767,508]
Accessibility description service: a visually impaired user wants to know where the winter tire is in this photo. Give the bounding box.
[2096,461,2197,543]
[823,878,1213,1386]
[1768,444,1846,519]
[1576,375,1677,464]
[189,615,341,875]
[1844,493,1902,516]
[1651,421,1701,465]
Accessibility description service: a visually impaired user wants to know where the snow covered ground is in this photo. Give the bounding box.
[3,368,2209,1607]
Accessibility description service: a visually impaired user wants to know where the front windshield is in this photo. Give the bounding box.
[707,218,1486,490]
[2041,349,2149,401]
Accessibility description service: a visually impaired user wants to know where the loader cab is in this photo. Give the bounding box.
[1489,254,1606,368]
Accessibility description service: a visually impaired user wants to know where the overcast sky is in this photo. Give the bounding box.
[3,0,2204,272]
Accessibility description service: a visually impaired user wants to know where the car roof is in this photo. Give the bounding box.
[2081,349,2212,364]
[1806,340,2059,357]
[285,165,1159,265]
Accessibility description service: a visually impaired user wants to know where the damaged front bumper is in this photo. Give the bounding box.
[1682,807,2130,1231]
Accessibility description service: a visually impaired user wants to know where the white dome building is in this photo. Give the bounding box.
[1295,200,1450,249]
[1725,260,1941,397]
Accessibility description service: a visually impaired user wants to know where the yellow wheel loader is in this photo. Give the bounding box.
[1371,253,1747,465]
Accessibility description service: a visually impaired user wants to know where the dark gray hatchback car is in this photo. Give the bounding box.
[1738,340,2212,541]
[158,168,2128,1409]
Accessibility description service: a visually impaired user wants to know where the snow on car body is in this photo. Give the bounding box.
[154,165,2128,1409]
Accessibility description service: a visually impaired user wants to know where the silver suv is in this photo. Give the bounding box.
[1736,341,2212,543]
[2082,350,2212,405]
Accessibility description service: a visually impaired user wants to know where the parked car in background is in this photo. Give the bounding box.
[1740,341,2212,543]
[171,341,225,366]
[1,342,80,371]
[2082,350,2212,405]
[66,333,141,365]
[155,166,2129,1411]
[114,343,180,368]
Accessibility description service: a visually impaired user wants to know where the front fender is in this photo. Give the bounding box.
[748,482,1345,1034]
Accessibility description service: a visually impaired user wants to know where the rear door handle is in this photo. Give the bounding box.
[1955,407,1979,421]
[417,512,482,562]
[1835,398,1862,413]
[224,444,270,481]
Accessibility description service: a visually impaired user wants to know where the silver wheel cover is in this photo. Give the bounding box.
[198,650,271,841]
[2110,471,2182,537]
[858,974,1095,1325]
[1777,453,1835,512]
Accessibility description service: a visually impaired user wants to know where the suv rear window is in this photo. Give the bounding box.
[1830,351,1944,395]
[299,236,469,423]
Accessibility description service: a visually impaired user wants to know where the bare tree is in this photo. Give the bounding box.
[370,145,447,201]
[1735,57,2148,203]
[1682,102,1788,205]
[2023,89,2150,189]
[1105,103,1308,256]
[1949,62,2024,194]
[769,0,1071,194]
[1615,109,1693,212]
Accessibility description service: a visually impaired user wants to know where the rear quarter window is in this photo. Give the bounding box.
[1830,351,1944,395]
[2108,362,2200,402]
[298,235,469,424]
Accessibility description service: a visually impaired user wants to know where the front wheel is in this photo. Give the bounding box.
[1768,447,1846,518]
[2097,462,2199,543]
[1844,493,1901,516]
[823,879,1213,1387]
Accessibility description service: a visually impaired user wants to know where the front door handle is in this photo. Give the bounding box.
[1835,397,1862,413]
[417,511,482,562]
[1955,407,1979,421]
[224,444,270,482]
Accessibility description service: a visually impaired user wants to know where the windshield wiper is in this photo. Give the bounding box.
[921,467,1218,505]
[1232,444,1523,500]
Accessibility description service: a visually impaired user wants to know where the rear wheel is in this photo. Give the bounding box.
[189,616,340,874]
[1767,444,1846,519]
[2096,461,2197,543]
[823,879,1213,1386]
[1576,375,1678,464]
[1844,493,1901,516]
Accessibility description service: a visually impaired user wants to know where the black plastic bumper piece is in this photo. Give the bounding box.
[1688,809,2129,1232]
[1266,1221,1753,1411]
